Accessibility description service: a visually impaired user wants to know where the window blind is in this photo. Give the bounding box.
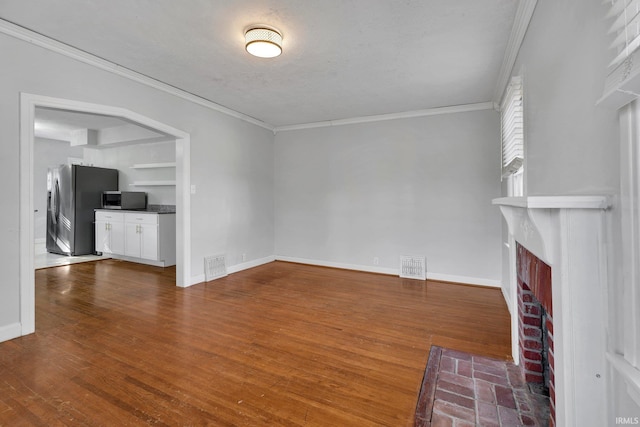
[501,76,524,177]
[607,0,640,71]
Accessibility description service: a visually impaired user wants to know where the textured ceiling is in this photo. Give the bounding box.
[1,0,519,127]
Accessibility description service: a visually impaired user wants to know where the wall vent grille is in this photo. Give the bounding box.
[399,255,426,280]
[204,254,227,281]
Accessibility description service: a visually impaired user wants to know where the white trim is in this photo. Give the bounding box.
[492,0,538,104]
[274,102,497,133]
[0,323,22,343]
[275,256,398,276]
[607,352,640,407]
[189,255,276,286]
[0,19,504,133]
[275,255,500,287]
[0,19,274,132]
[227,255,276,275]
[426,272,501,288]
[493,195,613,210]
[18,93,192,341]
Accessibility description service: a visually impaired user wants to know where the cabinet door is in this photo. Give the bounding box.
[110,221,125,255]
[95,221,109,253]
[140,223,159,260]
[124,223,141,257]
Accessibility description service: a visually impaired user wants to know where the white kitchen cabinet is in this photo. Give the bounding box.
[95,211,124,254]
[124,213,159,260]
[95,210,175,267]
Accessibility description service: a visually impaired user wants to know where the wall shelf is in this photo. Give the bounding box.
[130,162,176,169]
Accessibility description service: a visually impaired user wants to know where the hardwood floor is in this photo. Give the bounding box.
[0,260,510,426]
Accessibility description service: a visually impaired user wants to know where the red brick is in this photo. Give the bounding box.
[494,385,517,409]
[546,316,554,335]
[473,363,505,377]
[523,339,542,351]
[457,360,472,378]
[433,400,476,423]
[524,361,543,373]
[548,335,554,351]
[438,371,475,389]
[524,304,540,315]
[430,412,454,427]
[474,379,495,404]
[498,406,522,426]
[440,356,455,373]
[521,414,537,425]
[523,315,541,327]
[435,389,475,410]
[438,380,475,399]
[472,356,505,370]
[474,371,510,387]
[523,326,542,339]
[476,401,499,426]
[548,348,554,369]
[521,293,534,303]
[522,350,542,361]
[453,420,475,427]
[525,372,543,383]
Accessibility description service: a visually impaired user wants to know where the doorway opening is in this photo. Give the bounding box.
[19,93,192,337]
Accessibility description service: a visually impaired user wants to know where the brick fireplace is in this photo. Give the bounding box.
[516,242,554,424]
[493,195,611,427]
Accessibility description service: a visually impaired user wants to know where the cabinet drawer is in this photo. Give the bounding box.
[124,213,158,225]
[95,211,124,222]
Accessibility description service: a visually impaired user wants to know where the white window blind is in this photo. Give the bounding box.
[501,76,524,178]
[606,0,640,71]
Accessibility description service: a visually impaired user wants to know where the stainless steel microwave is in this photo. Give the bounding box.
[102,191,147,210]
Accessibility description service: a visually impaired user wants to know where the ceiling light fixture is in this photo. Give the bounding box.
[245,27,283,58]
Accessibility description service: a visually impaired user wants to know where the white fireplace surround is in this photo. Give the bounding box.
[493,195,612,427]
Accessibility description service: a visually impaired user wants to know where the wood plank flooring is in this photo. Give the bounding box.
[0,260,510,426]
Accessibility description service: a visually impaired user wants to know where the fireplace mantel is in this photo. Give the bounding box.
[493,196,612,265]
[493,195,613,427]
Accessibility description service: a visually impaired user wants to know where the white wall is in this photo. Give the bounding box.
[0,32,274,332]
[501,0,638,421]
[33,137,83,241]
[84,140,177,206]
[275,109,503,285]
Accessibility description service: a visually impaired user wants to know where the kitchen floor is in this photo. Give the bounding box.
[34,240,109,269]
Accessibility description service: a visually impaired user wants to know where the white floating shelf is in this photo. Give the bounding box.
[130,162,176,169]
[130,180,176,186]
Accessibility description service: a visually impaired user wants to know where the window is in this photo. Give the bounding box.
[501,76,524,197]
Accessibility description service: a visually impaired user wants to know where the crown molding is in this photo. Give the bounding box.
[492,0,538,104]
[0,19,275,132]
[274,102,497,133]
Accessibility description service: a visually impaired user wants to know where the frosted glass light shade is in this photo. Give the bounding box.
[245,27,282,58]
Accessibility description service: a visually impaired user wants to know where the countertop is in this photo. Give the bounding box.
[95,205,176,214]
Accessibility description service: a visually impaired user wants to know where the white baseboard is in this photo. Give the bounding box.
[275,255,398,276]
[275,255,501,287]
[187,254,502,289]
[426,272,501,288]
[0,322,22,343]
[227,255,276,274]
[189,255,276,286]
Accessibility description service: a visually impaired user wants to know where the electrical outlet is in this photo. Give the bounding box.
[373,257,379,265]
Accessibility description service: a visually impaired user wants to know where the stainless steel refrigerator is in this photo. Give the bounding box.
[47,164,118,256]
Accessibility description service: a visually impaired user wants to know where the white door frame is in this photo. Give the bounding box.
[19,93,192,336]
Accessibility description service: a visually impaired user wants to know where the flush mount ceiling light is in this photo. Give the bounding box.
[245,27,283,58]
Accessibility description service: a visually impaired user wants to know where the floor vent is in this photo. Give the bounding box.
[399,255,426,280]
[204,254,227,281]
